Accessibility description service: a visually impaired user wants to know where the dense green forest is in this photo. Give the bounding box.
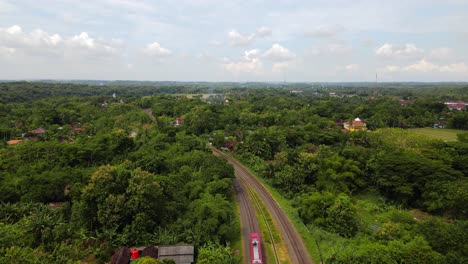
[0,82,467,263]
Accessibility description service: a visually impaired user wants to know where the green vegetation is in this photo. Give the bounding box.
[0,82,467,263]
[0,88,240,263]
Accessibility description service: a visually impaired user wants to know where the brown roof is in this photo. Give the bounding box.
[7,139,22,145]
[31,128,46,134]
[110,247,131,264]
[399,100,413,106]
[447,103,466,110]
[353,121,365,126]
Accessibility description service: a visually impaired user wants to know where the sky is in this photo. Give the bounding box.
[0,0,468,82]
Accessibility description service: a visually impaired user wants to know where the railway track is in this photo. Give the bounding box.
[213,148,314,264]
[232,174,260,263]
[238,173,280,264]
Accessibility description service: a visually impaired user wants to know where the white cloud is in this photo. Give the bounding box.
[0,46,16,57]
[144,42,171,57]
[438,63,468,73]
[228,26,272,46]
[384,59,468,73]
[244,49,260,60]
[376,43,423,58]
[428,47,453,60]
[0,25,119,58]
[223,58,262,75]
[263,44,295,61]
[256,26,272,37]
[222,48,265,75]
[71,32,94,48]
[5,25,22,35]
[228,30,255,46]
[345,64,359,71]
[223,44,296,75]
[403,59,438,72]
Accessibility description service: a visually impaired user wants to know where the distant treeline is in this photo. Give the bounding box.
[1,81,467,102]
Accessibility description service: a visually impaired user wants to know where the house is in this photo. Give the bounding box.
[399,100,413,106]
[30,128,46,135]
[158,245,194,264]
[222,140,238,151]
[110,245,193,264]
[290,90,303,94]
[7,139,22,145]
[175,117,183,126]
[433,121,446,128]
[445,101,467,111]
[72,127,85,133]
[110,246,158,264]
[343,118,367,132]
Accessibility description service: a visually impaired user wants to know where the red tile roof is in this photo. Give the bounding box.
[353,121,365,126]
[7,139,22,145]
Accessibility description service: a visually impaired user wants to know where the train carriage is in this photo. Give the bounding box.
[249,233,263,264]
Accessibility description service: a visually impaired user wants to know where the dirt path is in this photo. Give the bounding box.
[143,108,156,122]
[213,148,314,264]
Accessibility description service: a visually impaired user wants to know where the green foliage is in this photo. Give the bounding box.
[135,256,159,264]
[457,132,468,142]
[197,242,241,264]
[327,236,442,264]
[298,192,358,237]
[1,83,466,263]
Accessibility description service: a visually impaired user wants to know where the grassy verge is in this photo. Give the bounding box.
[249,190,291,264]
[407,128,462,141]
[257,209,275,264]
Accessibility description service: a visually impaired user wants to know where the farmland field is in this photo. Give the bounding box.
[408,128,462,141]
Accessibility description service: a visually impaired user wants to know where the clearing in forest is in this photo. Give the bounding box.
[408,128,462,141]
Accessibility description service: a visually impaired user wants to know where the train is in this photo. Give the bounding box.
[249,233,263,264]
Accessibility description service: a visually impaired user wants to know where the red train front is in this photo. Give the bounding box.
[249,233,263,264]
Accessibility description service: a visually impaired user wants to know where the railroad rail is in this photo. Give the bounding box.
[213,148,314,264]
[239,172,280,264]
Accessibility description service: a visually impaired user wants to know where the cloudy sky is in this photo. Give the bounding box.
[1,0,468,82]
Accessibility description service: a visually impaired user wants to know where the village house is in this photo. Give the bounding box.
[110,245,194,264]
[172,116,184,126]
[399,100,413,106]
[445,101,467,111]
[7,139,22,145]
[30,127,46,135]
[290,90,303,94]
[433,120,446,129]
[343,118,367,132]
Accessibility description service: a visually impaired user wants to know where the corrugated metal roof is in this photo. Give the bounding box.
[158,245,194,264]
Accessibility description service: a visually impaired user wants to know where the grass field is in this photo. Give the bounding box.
[408,128,462,141]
